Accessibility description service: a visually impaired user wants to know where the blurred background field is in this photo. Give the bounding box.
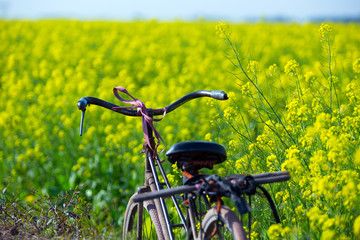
[1,19,360,238]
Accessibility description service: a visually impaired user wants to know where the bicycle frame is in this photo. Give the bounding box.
[141,116,187,240]
[142,120,222,240]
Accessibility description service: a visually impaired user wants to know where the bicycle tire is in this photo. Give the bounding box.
[123,192,165,240]
[201,206,247,240]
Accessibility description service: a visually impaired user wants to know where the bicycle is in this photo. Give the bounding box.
[77,86,290,240]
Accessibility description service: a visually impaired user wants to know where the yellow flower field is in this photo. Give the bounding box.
[1,20,359,238]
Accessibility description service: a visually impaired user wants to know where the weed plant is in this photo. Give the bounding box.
[0,185,102,239]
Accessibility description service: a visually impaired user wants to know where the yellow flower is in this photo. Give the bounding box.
[346,82,359,106]
[266,154,277,168]
[267,224,282,239]
[284,59,300,76]
[58,130,65,139]
[295,205,305,216]
[321,230,336,239]
[204,133,212,142]
[305,71,316,83]
[319,23,333,41]
[217,167,226,176]
[281,226,292,236]
[353,58,360,74]
[167,174,175,185]
[228,139,237,150]
[215,21,230,38]
[223,106,237,120]
[235,156,247,170]
[78,156,87,164]
[227,92,237,101]
[72,163,81,172]
[354,148,360,166]
[354,216,360,238]
[268,64,279,78]
[24,195,36,204]
[240,82,251,95]
[322,218,335,230]
[307,206,329,229]
[281,145,303,175]
[247,60,260,75]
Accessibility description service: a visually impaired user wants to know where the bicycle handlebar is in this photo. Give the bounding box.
[77,90,227,136]
[133,171,290,203]
[77,90,228,116]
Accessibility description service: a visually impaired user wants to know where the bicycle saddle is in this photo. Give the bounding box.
[166,141,227,168]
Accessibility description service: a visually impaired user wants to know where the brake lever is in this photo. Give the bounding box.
[80,109,85,136]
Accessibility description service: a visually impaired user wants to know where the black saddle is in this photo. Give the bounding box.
[166,141,227,171]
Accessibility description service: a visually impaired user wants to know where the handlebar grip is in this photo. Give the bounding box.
[251,171,290,184]
[254,175,290,185]
[210,91,228,100]
[77,97,88,111]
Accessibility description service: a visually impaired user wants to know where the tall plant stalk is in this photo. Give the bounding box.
[220,28,296,146]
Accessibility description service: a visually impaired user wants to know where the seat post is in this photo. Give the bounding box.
[178,161,200,184]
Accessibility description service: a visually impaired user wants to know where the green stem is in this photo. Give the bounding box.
[247,89,290,149]
[325,34,340,114]
[225,34,296,145]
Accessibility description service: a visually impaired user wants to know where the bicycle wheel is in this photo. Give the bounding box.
[123,192,165,240]
[201,206,247,240]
